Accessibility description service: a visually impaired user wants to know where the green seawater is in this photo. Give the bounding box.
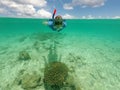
[0,18,120,40]
[0,18,120,34]
[0,18,120,90]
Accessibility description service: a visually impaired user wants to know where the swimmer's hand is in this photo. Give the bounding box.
[42,21,48,25]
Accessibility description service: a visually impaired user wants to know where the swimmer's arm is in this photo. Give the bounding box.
[63,20,67,27]
[48,20,53,26]
[42,20,53,26]
[42,21,48,25]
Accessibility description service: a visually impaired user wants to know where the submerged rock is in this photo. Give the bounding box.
[18,51,31,60]
[20,73,41,89]
[10,70,42,90]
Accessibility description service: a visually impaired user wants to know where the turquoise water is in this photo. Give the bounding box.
[0,18,120,90]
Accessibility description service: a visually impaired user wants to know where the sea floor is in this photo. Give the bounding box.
[0,30,120,90]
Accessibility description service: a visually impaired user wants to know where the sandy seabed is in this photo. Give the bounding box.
[0,31,120,90]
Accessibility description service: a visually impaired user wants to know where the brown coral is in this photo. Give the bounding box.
[44,62,69,87]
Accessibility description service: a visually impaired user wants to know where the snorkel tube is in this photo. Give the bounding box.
[52,9,56,19]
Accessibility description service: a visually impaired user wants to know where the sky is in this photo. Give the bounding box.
[0,0,120,19]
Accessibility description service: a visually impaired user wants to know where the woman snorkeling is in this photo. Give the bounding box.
[44,9,66,32]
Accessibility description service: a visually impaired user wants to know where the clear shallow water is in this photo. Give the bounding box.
[0,18,120,90]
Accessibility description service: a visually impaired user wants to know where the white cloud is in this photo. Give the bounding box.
[113,16,120,19]
[10,4,36,16]
[0,8,7,13]
[35,9,52,18]
[82,16,86,19]
[82,15,95,19]
[0,0,52,18]
[0,0,36,16]
[14,0,47,7]
[87,15,94,19]
[64,0,106,10]
[98,16,102,19]
[63,14,75,19]
[81,15,120,19]
[63,4,73,10]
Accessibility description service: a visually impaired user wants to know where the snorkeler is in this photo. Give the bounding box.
[48,9,66,32]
